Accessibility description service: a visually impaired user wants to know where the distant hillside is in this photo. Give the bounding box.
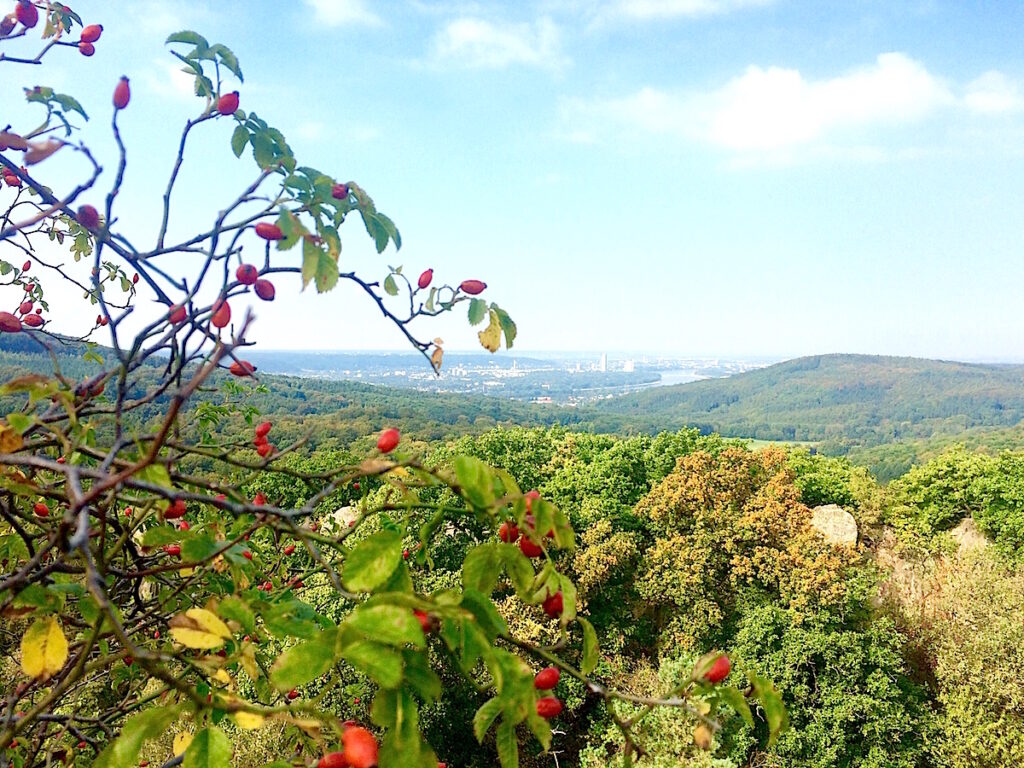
[594,354,1024,451]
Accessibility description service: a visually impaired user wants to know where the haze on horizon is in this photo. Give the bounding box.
[2,0,1022,362]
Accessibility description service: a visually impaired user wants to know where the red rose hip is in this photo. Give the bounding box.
[534,666,560,690]
[254,222,283,241]
[254,279,275,301]
[216,91,239,115]
[377,427,400,453]
[703,654,731,684]
[79,23,102,43]
[417,269,433,289]
[542,591,563,619]
[236,263,258,285]
[459,279,486,295]
[113,76,130,110]
[536,696,563,719]
[77,204,100,230]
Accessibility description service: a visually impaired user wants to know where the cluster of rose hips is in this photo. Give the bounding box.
[414,268,487,297]
[252,420,275,458]
[1,164,24,187]
[76,22,101,56]
[2,0,37,34]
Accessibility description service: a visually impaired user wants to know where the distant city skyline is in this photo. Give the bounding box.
[2,1,1022,361]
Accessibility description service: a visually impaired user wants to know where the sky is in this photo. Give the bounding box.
[2,0,1024,362]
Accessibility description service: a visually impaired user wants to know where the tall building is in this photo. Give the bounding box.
[599,353,607,372]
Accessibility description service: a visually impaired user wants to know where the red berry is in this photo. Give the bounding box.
[352,482,360,490]
[164,499,187,520]
[0,16,14,35]
[179,521,190,531]
[19,301,33,314]
[229,360,256,377]
[77,741,87,749]
[79,23,102,43]
[254,279,275,301]
[242,550,252,560]
[536,696,563,719]
[15,1,38,28]
[413,609,433,634]
[255,421,272,438]
[525,489,541,513]
[162,544,181,557]
[262,580,273,591]
[287,689,299,700]
[22,313,42,328]
[542,591,564,619]
[519,534,543,558]
[132,273,139,284]
[377,427,400,453]
[341,726,379,768]
[253,434,268,448]
[317,753,346,768]
[534,666,560,690]
[254,222,284,241]
[23,283,33,293]
[21,260,30,271]
[113,76,130,110]
[168,304,187,324]
[498,521,519,543]
[216,91,239,116]
[0,311,22,333]
[123,507,133,517]
[256,442,272,456]
[417,268,433,290]
[210,298,231,328]
[459,279,486,295]
[284,545,296,555]
[236,263,258,285]
[33,502,49,517]
[77,204,100,229]
[78,41,94,56]
[703,654,731,684]
[331,183,349,200]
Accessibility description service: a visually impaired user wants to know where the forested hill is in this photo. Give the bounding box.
[594,353,1024,450]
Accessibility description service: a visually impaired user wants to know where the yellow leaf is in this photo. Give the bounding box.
[240,645,260,682]
[477,310,501,353]
[169,608,232,649]
[431,346,444,372]
[179,567,195,577]
[0,422,24,453]
[213,669,232,685]
[21,617,68,678]
[172,732,193,756]
[232,711,266,730]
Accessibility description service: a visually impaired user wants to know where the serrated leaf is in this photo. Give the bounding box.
[715,685,754,728]
[339,634,404,689]
[231,125,249,158]
[210,43,243,81]
[169,608,232,649]
[218,596,255,634]
[749,673,789,746]
[478,310,501,353]
[384,274,399,296]
[95,706,181,768]
[342,530,403,593]
[345,604,426,649]
[454,455,496,509]
[269,628,339,690]
[20,617,68,678]
[468,298,487,326]
[500,545,535,599]
[473,698,502,742]
[579,616,598,675]
[166,30,209,47]
[462,543,501,595]
[182,726,232,768]
[496,719,518,768]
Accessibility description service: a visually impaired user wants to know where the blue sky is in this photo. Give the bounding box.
[3,0,1023,361]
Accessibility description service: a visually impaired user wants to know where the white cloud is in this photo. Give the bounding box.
[303,0,382,27]
[566,53,958,155]
[429,16,567,69]
[598,0,774,19]
[965,71,1023,114]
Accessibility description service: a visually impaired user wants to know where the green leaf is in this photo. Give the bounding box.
[468,298,487,326]
[500,545,535,600]
[345,604,426,649]
[94,705,181,768]
[715,685,754,729]
[210,43,243,81]
[166,30,209,46]
[218,595,255,634]
[461,590,508,640]
[261,598,322,640]
[339,634,404,689]
[462,543,501,595]
[268,628,339,690]
[496,719,518,768]
[473,698,502,742]
[496,307,517,349]
[139,527,186,547]
[401,650,442,703]
[526,712,552,752]
[378,689,420,768]
[454,455,496,509]
[137,463,172,488]
[250,132,276,170]
[342,530,403,593]
[52,93,87,121]
[384,274,399,296]
[181,532,220,563]
[579,616,599,675]
[182,726,232,768]
[231,125,249,158]
[749,673,789,746]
